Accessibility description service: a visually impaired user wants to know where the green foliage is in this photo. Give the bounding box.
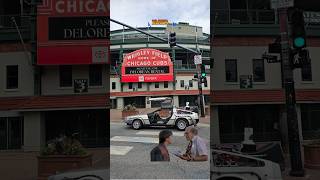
[123,104,137,111]
[41,135,87,156]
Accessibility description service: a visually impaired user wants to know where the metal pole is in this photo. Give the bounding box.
[197,65,205,117]
[279,8,305,177]
[20,0,24,15]
[172,49,176,90]
[30,0,41,96]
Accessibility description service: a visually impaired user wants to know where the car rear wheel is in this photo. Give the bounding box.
[132,119,142,130]
[176,119,188,131]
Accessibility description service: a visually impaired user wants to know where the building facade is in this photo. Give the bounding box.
[0,1,109,151]
[110,23,211,110]
[211,0,320,145]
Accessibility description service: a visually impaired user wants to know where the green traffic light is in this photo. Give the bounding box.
[294,37,305,48]
[201,73,206,77]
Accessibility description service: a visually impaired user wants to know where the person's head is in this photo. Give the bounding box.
[159,130,173,145]
[184,126,198,141]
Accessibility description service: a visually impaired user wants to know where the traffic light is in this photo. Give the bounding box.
[289,8,306,49]
[200,64,206,77]
[194,73,198,79]
[200,76,207,84]
[299,49,311,65]
[200,65,207,84]
[203,77,208,87]
[290,49,311,68]
[169,32,176,48]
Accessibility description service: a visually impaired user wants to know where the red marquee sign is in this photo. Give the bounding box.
[37,0,110,65]
[121,49,174,82]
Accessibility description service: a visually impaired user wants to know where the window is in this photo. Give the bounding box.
[128,83,133,89]
[219,105,280,142]
[155,82,159,88]
[164,82,168,88]
[6,65,18,89]
[225,59,238,82]
[189,80,193,87]
[230,0,246,9]
[112,82,116,90]
[253,59,265,82]
[301,104,320,140]
[89,65,102,86]
[59,65,72,87]
[301,63,312,81]
[138,82,142,89]
[180,80,184,88]
[0,117,23,150]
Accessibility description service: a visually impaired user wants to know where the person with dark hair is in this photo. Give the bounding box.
[150,130,173,161]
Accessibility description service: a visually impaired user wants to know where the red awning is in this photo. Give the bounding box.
[111,90,210,97]
[0,94,109,111]
[212,89,320,104]
[0,97,29,111]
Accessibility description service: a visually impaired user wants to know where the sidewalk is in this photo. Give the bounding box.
[110,109,211,124]
[283,153,320,180]
[0,148,108,180]
[283,169,320,180]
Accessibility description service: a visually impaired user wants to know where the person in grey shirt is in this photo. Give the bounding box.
[179,126,208,161]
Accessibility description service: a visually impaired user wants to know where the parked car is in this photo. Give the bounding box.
[184,106,199,115]
[124,97,199,130]
[211,149,282,180]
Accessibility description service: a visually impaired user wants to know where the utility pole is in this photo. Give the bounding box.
[30,0,42,96]
[279,8,305,177]
[172,48,176,90]
[197,65,205,117]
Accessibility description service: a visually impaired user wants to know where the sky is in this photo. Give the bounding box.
[110,0,210,34]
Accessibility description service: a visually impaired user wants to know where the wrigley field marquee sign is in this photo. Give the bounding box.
[121,49,174,83]
[37,0,110,65]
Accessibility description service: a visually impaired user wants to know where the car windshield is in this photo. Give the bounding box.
[161,101,173,109]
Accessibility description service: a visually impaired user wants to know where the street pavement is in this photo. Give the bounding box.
[283,169,320,180]
[110,122,210,179]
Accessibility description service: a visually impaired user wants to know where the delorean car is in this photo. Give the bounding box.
[124,97,199,130]
[211,149,282,180]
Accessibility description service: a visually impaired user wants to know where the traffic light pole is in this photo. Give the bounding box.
[197,65,205,117]
[279,8,305,177]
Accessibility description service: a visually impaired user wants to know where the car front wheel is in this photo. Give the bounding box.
[132,119,142,130]
[176,119,188,131]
